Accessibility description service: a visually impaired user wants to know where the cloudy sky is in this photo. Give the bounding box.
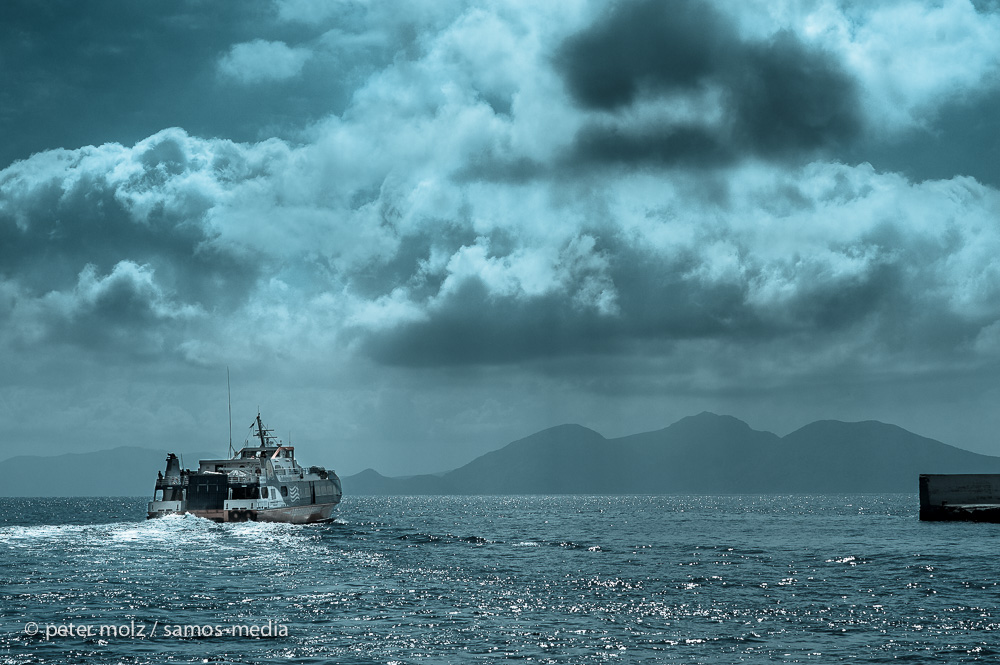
[3,0,1000,475]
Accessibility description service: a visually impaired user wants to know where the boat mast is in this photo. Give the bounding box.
[227,367,234,458]
[256,412,267,448]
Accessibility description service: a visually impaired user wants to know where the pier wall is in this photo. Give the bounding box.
[919,474,1000,521]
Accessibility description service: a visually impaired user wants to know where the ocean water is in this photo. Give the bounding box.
[1,494,999,664]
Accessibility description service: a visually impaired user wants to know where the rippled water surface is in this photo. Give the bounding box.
[2,494,1000,663]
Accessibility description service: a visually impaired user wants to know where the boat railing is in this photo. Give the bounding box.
[227,468,258,483]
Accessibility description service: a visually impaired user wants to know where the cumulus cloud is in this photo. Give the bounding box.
[4,0,1000,462]
[4,1,1000,375]
[8,260,202,355]
[218,39,312,83]
[824,0,1000,131]
[9,130,995,380]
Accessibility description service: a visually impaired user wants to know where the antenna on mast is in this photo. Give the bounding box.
[227,366,233,458]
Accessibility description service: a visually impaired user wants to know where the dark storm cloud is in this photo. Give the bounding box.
[3,1,997,372]
[4,0,1000,465]
[733,32,862,156]
[847,88,1000,187]
[555,0,862,166]
[555,0,727,109]
[358,244,750,369]
[350,157,1000,373]
[28,261,201,356]
[356,229,902,368]
[453,154,548,184]
[359,277,620,366]
[569,123,732,168]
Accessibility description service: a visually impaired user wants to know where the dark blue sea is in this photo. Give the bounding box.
[2,495,999,663]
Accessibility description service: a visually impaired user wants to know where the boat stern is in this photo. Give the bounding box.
[147,500,184,519]
[147,452,186,520]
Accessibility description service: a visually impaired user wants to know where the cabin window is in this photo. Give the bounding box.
[261,487,268,499]
[280,485,288,497]
[154,489,163,501]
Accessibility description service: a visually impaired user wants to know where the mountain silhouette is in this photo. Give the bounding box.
[0,447,217,497]
[4,414,997,496]
[345,413,1000,494]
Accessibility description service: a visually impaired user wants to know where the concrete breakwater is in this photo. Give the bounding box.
[919,474,1000,521]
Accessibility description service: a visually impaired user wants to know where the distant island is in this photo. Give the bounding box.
[4,413,999,497]
[0,447,217,498]
[345,413,1000,495]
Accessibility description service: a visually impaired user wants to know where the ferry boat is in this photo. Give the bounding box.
[147,413,342,523]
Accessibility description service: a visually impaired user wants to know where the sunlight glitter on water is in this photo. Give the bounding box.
[4,495,1000,664]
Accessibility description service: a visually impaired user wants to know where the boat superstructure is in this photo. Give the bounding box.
[147,413,342,523]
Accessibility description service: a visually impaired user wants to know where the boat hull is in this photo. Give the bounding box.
[147,414,343,525]
[147,502,338,524]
